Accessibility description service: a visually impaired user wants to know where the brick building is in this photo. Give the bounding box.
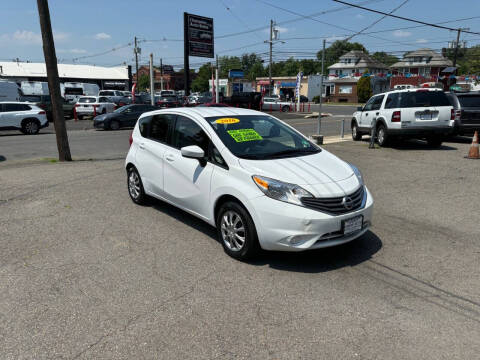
[133,66,197,92]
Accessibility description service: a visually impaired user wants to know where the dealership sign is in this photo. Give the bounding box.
[185,13,214,58]
[228,69,244,78]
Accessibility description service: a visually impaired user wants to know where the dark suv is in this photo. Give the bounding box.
[19,95,75,120]
[445,92,480,135]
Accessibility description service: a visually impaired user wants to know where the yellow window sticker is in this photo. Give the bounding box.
[215,117,240,124]
[227,129,263,142]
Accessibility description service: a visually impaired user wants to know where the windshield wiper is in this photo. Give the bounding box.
[267,148,319,158]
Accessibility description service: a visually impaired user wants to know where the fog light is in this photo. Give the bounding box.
[287,235,313,245]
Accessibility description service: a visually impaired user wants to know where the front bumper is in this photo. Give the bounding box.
[248,186,374,251]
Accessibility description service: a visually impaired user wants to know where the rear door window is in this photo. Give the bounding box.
[4,103,31,111]
[457,95,480,108]
[148,114,175,143]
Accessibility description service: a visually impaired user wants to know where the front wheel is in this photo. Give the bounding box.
[352,121,362,141]
[217,201,259,260]
[376,124,389,147]
[281,105,290,112]
[109,120,120,130]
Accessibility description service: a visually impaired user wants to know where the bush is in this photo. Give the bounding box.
[357,75,372,103]
[312,95,320,104]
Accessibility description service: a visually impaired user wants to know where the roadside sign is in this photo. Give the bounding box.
[162,65,174,74]
[228,69,244,78]
[186,13,214,58]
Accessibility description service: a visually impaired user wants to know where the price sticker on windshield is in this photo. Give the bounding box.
[227,129,263,142]
[215,117,240,124]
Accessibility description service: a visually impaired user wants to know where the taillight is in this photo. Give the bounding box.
[129,132,133,147]
[456,109,462,119]
[38,111,46,115]
[391,111,401,122]
[451,109,455,120]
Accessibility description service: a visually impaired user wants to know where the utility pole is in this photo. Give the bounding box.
[160,58,164,91]
[269,19,273,96]
[215,54,219,103]
[184,12,190,96]
[134,36,139,84]
[452,28,469,67]
[318,39,326,135]
[149,53,154,105]
[36,0,71,161]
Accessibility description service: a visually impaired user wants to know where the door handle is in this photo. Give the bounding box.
[165,154,175,162]
[139,143,146,150]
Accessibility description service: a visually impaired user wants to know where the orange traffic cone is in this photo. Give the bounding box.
[465,131,480,159]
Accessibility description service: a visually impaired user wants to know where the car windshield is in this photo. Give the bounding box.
[78,97,96,103]
[114,105,131,113]
[206,115,320,160]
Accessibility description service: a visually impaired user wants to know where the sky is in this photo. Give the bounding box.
[1,0,480,71]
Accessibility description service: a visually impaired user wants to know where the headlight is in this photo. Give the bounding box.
[252,175,313,205]
[348,163,364,185]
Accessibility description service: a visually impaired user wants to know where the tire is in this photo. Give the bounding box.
[127,166,148,205]
[426,135,443,148]
[281,105,290,112]
[110,120,120,130]
[21,119,40,135]
[351,121,362,141]
[216,201,259,260]
[376,123,389,147]
[78,115,84,120]
[101,108,106,114]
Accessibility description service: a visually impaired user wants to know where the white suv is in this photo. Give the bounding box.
[125,107,373,260]
[351,89,454,147]
[75,96,116,119]
[0,102,48,134]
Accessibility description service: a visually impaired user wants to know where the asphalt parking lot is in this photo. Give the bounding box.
[1,137,479,358]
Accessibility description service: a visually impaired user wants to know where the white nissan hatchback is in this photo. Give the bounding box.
[125,107,373,260]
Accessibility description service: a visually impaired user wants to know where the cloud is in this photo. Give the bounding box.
[57,48,87,54]
[54,31,70,42]
[12,30,42,44]
[327,35,346,42]
[393,30,412,38]
[416,38,428,44]
[94,32,111,40]
[355,14,364,19]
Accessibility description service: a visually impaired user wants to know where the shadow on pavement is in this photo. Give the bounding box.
[360,138,457,151]
[249,231,382,273]
[149,197,382,272]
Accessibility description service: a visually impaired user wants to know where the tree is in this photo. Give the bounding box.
[218,56,242,78]
[357,74,372,103]
[371,51,399,67]
[191,63,211,92]
[247,62,266,81]
[137,74,150,91]
[317,40,368,69]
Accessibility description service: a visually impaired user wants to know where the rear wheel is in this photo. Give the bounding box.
[352,121,362,141]
[282,105,290,112]
[21,119,40,135]
[217,201,259,260]
[376,124,389,147]
[426,135,443,148]
[127,166,147,205]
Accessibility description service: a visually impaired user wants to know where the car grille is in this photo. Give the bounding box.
[300,186,365,215]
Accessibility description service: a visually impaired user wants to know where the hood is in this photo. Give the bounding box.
[238,150,354,185]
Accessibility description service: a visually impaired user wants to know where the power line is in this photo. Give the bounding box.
[333,0,480,35]
[345,0,410,41]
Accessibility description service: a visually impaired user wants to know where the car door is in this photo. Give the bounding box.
[162,115,214,220]
[134,113,175,197]
[1,103,23,127]
[360,96,376,128]
[370,95,385,127]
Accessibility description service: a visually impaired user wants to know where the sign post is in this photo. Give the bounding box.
[184,12,214,96]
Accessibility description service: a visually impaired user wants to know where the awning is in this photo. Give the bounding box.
[441,66,457,73]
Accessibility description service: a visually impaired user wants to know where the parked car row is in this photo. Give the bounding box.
[351,88,480,147]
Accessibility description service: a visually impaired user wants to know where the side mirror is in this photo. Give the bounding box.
[181,145,206,166]
[357,106,363,111]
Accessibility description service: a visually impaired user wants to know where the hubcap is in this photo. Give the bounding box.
[128,171,141,199]
[352,126,357,137]
[220,210,245,251]
[111,121,119,130]
[378,128,384,144]
[25,121,38,134]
